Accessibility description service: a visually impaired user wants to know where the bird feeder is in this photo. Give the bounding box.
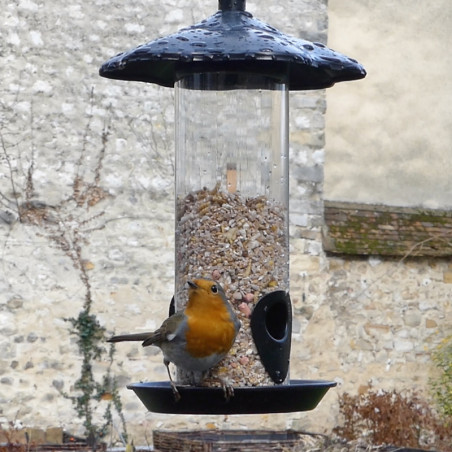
[100,0,365,414]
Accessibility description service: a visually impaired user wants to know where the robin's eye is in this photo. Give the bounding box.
[211,285,218,294]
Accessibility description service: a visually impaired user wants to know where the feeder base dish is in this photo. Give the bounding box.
[127,379,336,414]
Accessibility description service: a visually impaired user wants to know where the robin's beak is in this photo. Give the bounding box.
[187,280,198,289]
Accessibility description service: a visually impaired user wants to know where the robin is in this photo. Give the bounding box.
[108,278,241,400]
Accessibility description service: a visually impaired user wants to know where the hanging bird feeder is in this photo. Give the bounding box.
[100,0,365,414]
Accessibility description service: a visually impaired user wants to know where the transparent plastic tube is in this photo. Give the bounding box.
[174,72,289,386]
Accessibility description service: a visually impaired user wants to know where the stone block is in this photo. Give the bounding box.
[394,339,414,352]
[294,165,323,183]
[7,296,24,310]
[364,323,391,336]
[403,311,422,327]
[26,428,46,445]
[45,427,63,444]
[0,429,27,444]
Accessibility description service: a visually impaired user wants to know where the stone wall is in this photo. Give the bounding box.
[1,0,450,445]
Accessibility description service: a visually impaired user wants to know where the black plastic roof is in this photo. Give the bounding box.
[99,0,366,90]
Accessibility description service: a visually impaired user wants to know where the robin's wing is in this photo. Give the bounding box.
[141,311,187,347]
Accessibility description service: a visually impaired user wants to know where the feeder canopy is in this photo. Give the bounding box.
[99,0,366,90]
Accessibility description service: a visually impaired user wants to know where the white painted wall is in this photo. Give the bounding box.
[325,0,452,209]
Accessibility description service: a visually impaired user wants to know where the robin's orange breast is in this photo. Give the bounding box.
[184,304,237,358]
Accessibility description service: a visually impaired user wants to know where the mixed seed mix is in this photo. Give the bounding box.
[175,184,288,387]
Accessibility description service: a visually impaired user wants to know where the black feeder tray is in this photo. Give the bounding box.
[128,380,337,415]
[100,0,364,415]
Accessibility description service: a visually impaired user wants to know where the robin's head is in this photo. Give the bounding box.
[187,278,226,302]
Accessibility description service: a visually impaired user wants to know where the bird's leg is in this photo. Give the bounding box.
[164,359,180,402]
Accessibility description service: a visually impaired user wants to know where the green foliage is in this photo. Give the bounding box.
[431,335,452,420]
[60,240,127,445]
[65,309,127,443]
[334,389,451,450]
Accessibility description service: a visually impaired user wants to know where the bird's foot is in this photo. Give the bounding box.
[221,382,235,401]
[202,376,235,401]
[170,380,181,402]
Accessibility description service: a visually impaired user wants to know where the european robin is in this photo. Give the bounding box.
[108,278,241,400]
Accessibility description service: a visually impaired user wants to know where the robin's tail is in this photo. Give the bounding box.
[107,332,153,343]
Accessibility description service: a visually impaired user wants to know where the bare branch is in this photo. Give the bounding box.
[0,131,22,221]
